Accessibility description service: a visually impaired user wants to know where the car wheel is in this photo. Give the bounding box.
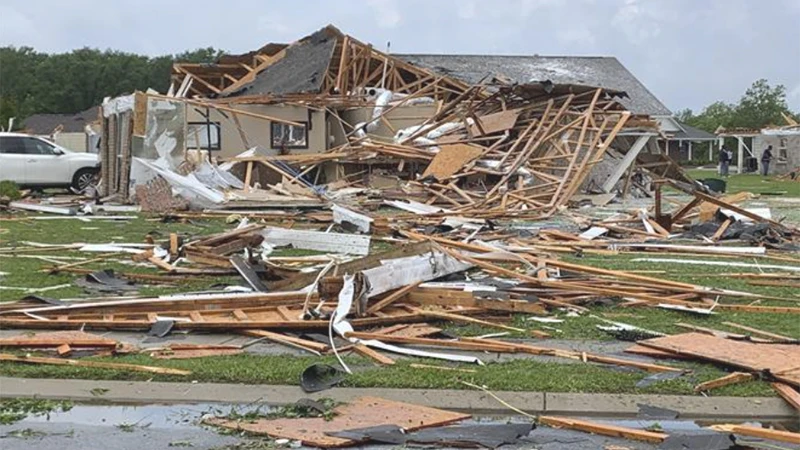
[71,168,98,192]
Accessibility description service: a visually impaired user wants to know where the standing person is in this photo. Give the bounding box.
[761,145,773,176]
[719,145,731,177]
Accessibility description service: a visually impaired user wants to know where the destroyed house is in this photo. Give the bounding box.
[99,24,691,212]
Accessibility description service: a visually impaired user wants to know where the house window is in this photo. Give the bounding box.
[187,122,221,150]
[271,121,308,150]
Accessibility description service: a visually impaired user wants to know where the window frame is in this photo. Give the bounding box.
[270,121,309,150]
[186,121,222,151]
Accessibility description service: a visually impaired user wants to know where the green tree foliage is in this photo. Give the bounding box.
[681,79,795,133]
[0,46,225,129]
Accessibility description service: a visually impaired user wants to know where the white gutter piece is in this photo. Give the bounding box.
[332,204,373,233]
[362,251,472,298]
[384,199,451,215]
[262,227,371,256]
[332,275,482,365]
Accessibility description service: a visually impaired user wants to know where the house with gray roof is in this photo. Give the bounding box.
[400,54,719,162]
[21,106,101,153]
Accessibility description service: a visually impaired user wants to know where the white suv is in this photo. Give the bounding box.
[0,133,100,191]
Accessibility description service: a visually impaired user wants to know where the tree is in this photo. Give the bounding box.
[731,79,789,129]
[679,79,794,134]
[0,45,227,127]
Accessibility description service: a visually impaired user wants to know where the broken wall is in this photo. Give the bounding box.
[753,133,800,175]
[186,104,327,159]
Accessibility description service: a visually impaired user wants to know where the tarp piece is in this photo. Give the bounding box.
[140,97,185,169]
[658,432,735,450]
[329,422,534,448]
[205,396,471,448]
[300,363,346,393]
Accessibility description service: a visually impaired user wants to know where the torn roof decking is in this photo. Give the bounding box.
[222,27,339,98]
[398,54,672,116]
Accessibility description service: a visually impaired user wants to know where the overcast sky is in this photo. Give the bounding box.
[2,0,799,112]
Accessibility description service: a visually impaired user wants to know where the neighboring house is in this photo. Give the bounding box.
[21,106,101,153]
[663,121,719,162]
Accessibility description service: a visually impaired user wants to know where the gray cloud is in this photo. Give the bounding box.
[1,0,798,112]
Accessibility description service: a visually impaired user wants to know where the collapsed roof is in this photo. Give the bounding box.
[398,54,672,116]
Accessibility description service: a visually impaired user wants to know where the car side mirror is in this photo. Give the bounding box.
[53,149,64,155]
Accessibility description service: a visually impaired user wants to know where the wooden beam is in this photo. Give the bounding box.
[0,353,190,375]
[539,416,668,443]
[772,382,800,412]
[353,344,395,365]
[366,281,422,315]
[694,372,754,392]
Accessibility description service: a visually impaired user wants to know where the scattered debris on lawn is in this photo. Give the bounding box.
[2,22,800,449]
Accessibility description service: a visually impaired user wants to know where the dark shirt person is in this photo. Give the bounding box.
[761,145,773,176]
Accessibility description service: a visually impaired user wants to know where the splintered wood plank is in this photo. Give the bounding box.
[374,323,442,338]
[56,344,72,356]
[772,382,800,412]
[205,396,470,447]
[721,321,793,341]
[421,144,484,181]
[0,331,118,349]
[640,332,800,386]
[708,424,800,445]
[539,416,668,443]
[239,329,328,353]
[624,344,693,360]
[694,372,754,392]
[353,344,395,365]
[150,348,243,359]
[366,281,422,314]
[0,353,190,375]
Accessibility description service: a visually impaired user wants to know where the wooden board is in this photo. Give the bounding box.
[205,396,470,447]
[149,348,243,359]
[421,144,484,181]
[624,344,693,360]
[469,108,522,136]
[539,416,668,443]
[772,382,800,412]
[639,332,800,386]
[0,330,118,349]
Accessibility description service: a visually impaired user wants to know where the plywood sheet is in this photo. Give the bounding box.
[469,108,522,136]
[421,144,484,181]
[206,396,470,447]
[640,332,800,386]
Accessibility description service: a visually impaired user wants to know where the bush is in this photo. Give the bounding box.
[0,180,21,200]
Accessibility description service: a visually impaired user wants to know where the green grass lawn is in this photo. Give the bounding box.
[0,351,774,397]
[0,212,798,397]
[686,169,800,196]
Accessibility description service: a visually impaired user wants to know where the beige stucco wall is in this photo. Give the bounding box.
[186,104,327,159]
[53,132,87,152]
[753,133,800,175]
